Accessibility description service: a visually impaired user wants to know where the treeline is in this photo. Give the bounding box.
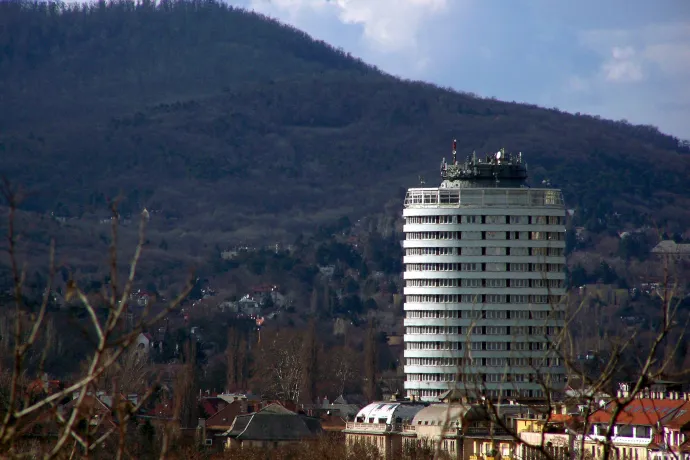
[210,318,384,401]
[1,0,690,246]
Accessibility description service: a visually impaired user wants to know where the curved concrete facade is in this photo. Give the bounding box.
[402,187,567,402]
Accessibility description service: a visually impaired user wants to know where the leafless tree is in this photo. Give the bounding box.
[0,181,193,458]
[253,328,304,402]
[363,317,378,402]
[90,347,153,395]
[426,247,688,460]
[329,344,359,396]
[226,325,250,392]
[300,320,318,404]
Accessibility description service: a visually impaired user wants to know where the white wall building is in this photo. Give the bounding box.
[402,146,567,402]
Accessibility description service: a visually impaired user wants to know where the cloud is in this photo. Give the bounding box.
[642,42,690,78]
[248,0,450,53]
[601,46,643,82]
[564,19,690,137]
[578,21,690,82]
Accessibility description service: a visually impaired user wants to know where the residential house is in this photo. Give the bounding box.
[26,373,63,398]
[237,295,261,317]
[648,402,690,460]
[60,394,119,433]
[418,403,523,460]
[517,412,578,460]
[198,399,251,448]
[319,395,361,420]
[221,403,323,450]
[651,241,690,260]
[344,395,542,460]
[251,285,286,308]
[576,396,690,460]
[198,394,263,441]
[129,289,154,307]
[319,265,336,278]
[319,413,348,440]
[343,399,428,459]
[200,396,229,418]
[136,332,154,352]
[333,317,350,336]
[578,283,630,308]
[400,404,466,458]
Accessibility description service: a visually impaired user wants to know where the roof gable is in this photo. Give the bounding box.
[258,403,295,415]
[206,401,243,428]
[224,407,323,441]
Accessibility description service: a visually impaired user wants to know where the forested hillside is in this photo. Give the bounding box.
[1,0,690,257]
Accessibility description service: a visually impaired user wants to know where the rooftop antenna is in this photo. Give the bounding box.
[452,139,457,165]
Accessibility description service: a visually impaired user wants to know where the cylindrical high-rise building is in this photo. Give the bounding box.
[402,145,566,402]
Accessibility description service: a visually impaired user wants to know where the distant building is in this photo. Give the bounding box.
[221,403,323,450]
[651,241,690,260]
[403,145,566,401]
[577,283,630,307]
[343,399,427,459]
[345,395,535,460]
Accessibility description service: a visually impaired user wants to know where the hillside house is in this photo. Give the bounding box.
[136,332,154,352]
[652,241,690,260]
[238,295,261,316]
[578,283,630,307]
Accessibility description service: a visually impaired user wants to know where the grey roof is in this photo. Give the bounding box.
[223,403,323,441]
[411,404,469,426]
[652,241,690,255]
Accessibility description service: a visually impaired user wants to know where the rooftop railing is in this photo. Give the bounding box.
[345,422,402,432]
[404,188,564,208]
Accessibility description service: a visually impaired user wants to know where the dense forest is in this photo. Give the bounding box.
[1,0,690,256]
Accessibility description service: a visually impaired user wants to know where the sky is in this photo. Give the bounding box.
[232,0,690,140]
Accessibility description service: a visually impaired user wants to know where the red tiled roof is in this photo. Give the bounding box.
[149,402,175,418]
[590,399,690,426]
[200,397,226,417]
[206,401,244,430]
[662,406,690,430]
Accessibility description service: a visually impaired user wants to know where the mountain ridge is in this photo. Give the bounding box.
[1,0,689,263]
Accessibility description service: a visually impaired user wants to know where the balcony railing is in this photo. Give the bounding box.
[464,427,510,436]
[404,188,563,208]
[576,434,652,446]
[345,422,402,432]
